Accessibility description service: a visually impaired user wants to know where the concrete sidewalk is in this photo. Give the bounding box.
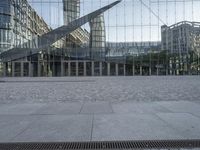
[0,100,200,142]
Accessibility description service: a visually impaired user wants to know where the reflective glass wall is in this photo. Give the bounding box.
[0,0,200,76]
[0,0,14,53]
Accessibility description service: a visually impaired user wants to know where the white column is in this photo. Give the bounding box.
[176,68,179,75]
[12,62,15,77]
[20,62,24,77]
[29,62,33,77]
[76,61,79,76]
[44,62,47,77]
[61,61,64,77]
[115,64,119,76]
[52,61,55,77]
[123,64,126,76]
[166,66,168,76]
[140,66,142,76]
[107,63,110,76]
[84,61,87,76]
[157,68,159,76]
[47,62,50,77]
[149,66,152,76]
[91,61,94,76]
[38,62,41,77]
[3,63,6,77]
[99,62,102,76]
[170,59,173,75]
[132,64,135,76]
[68,61,71,76]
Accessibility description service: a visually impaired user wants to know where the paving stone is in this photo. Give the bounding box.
[33,102,83,115]
[12,115,93,142]
[92,114,183,141]
[0,103,45,115]
[80,102,113,114]
[0,115,37,142]
[157,113,200,139]
[112,102,171,114]
[156,101,200,118]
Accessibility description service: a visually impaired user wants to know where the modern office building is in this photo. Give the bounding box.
[63,0,106,60]
[90,14,106,60]
[0,0,61,77]
[63,0,80,24]
[161,21,200,75]
[63,0,89,48]
[0,0,130,77]
[0,0,51,53]
[107,41,161,56]
[0,0,90,77]
[161,21,200,55]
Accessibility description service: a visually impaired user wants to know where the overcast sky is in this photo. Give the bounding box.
[28,0,200,42]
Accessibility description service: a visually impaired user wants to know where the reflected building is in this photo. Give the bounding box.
[107,41,161,57]
[161,21,200,55]
[0,0,51,53]
[63,0,80,24]
[161,21,200,75]
[62,0,106,60]
[0,0,122,77]
[0,0,58,77]
[90,14,106,60]
[63,0,89,48]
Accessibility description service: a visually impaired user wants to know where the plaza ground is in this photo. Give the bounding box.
[0,76,200,142]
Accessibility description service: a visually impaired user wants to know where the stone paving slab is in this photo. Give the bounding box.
[12,115,93,142]
[156,113,200,139]
[0,103,45,115]
[92,114,184,141]
[0,115,38,142]
[0,101,200,142]
[80,102,113,114]
[156,101,200,118]
[33,102,83,115]
[112,102,172,114]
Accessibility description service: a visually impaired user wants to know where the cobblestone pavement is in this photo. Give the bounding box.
[0,76,199,104]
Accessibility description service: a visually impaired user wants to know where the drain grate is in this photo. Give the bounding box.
[0,139,200,150]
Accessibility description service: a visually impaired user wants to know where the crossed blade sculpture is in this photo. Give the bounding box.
[0,0,122,62]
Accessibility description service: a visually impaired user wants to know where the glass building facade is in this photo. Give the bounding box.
[0,0,14,53]
[90,14,106,60]
[0,0,200,77]
[161,21,200,75]
[63,0,80,25]
[62,0,89,48]
[0,0,58,77]
[161,21,200,55]
[0,0,50,53]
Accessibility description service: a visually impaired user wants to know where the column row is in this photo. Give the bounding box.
[2,61,33,77]
[60,61,135,77]
[2,61,139,77]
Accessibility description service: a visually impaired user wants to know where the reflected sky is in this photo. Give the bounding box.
[28,0,200,42]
